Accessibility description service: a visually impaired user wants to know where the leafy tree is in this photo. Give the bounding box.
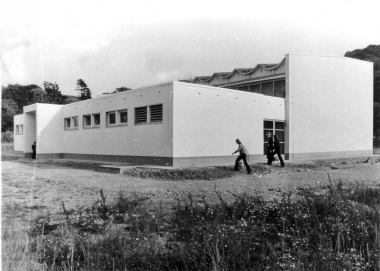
[1,99,18,132]
[63,96,80,104]
[43,81,63,104]
[30,88,46,103]
[76,79,92,100]
[2,84,40,112]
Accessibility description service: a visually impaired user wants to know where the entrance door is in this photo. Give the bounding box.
[263,120,285,155]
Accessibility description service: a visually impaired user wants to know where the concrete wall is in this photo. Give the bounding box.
[172,82,285,166]
[13,114,24,152]
[60,83,174,164]
[286,54,373,159]
[36,104,63,158]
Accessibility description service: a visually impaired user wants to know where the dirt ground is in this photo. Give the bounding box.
[2,155,380,217]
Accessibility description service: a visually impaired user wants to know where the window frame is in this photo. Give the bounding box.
[119,109,128,125]
[16,125,24,135]
[65,117,79,131]
[263,119,286,155]
[106,111,117,126]
[135,106,148,125]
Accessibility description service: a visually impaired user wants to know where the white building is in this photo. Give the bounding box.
[13,54,374,166]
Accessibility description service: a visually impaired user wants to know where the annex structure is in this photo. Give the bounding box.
[13,54,374,166]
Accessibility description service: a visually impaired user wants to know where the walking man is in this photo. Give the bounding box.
[232,139,252,174]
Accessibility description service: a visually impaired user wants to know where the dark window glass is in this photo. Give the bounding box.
[65,118,71,128]
[280,143,285,155]
[263,143,268,155]
[73,117,78,127]
[274,80,285,98]
[135,106,147,124]
[120,111,128,123]
[108,112,116,125]
[274,130,285,142]
[84,115,91,127]
[262,82,274,96]
[150,104,163,122]
[275,122,285,130]
[238,86,249,92]
[264,121,273,129]
[250,84,260,93]
[94,114,100,126]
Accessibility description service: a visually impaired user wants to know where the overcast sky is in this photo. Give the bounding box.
[1,0,380,97]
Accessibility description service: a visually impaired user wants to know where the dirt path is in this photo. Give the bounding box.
[2,157,380,217]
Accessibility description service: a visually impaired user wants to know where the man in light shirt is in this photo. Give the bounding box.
[232,139,252,174]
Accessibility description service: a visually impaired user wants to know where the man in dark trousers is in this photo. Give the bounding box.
[266,132,274,165]
[272,135,285,167]
[232,139,252,174]
[32,141,36,159]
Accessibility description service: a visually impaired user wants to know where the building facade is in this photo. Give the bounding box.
[14,54,374,166]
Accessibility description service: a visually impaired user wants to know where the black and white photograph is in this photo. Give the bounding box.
[1,0,380,270]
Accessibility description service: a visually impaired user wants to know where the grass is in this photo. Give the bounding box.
[2,182,380,271]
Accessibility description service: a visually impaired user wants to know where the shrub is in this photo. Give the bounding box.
[1,130,14,143]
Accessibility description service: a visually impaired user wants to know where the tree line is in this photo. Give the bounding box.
[1,79,94,132]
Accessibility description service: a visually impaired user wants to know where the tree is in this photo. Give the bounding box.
[76,79,92,100]
[2,84,40,112]
[43,81,63,104]
[30,88,46,103]
[63,97,80,104]
[1,99,18,132]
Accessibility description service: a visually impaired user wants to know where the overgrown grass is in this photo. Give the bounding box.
[2,183,380,270]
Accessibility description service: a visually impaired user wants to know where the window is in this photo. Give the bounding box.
[73,117,78,128]
[107,111,116,126]
[65,118,71,129]
[16,125,23,135]
[274,80,285,98]
[83,114,101,128]
[263,120,285,155]
[65,117,79,130]
[150,104,163,123]
[135,106,147,124]
[84,115,91,128]
[119,110,128,124]
[250,84,260,93]
[94,114,100,126]
[262,82,274,96]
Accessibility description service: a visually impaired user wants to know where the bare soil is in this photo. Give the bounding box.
[2,155,380,218]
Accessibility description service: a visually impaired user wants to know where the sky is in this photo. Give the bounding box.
[1,0,380,97]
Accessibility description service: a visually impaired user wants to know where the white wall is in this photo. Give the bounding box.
[61,83,173,157]
[13,114,24,152]
[286,54,373,158]
[36,104,63,155]
[172,82,285,158]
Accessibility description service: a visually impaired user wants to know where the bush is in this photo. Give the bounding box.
[5,184,380,270]
[1,130,14,143]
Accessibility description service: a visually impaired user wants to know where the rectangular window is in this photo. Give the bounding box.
[93,114,100,126]
[20,125,23,134]
[150,104,163,123]
[65,118,71,129]
[84,115,91,127]
[274,80,285,98]
[250,84,261,93]
[135,106,147,124]
[16,125,22,134]
[262,82,274,96]
[107,111,116,125]
[73,117,78,128]
[119,110,128,124]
